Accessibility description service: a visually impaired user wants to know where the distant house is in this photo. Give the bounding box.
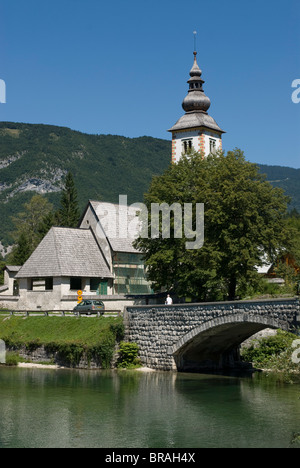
[79,200,152,296]
[2,266,21,295]
[256,263,284,284]
[0,266,21,309]
[0,200,153,311]
[257,253,299,285]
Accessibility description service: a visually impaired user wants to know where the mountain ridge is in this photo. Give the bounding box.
[0,121,299,251]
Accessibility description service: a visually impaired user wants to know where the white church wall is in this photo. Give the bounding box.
[172,129,222,163]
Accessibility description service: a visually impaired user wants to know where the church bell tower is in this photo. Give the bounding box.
[168,49,225,163]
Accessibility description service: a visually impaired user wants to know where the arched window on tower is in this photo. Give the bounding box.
[182,139,193,154]
[209,138,217,154]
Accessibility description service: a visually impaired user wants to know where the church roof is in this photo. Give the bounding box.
[16,227,113,279]
[89,200,141,254]
[168,51,225,134]
[168,111,224,134]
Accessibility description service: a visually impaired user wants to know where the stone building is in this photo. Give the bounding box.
[0,200,153,311]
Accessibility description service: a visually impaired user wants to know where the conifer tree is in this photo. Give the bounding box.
[58,172,80,228]
[10,232,32,266]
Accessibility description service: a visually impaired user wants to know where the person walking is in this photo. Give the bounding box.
[165,294,173,305]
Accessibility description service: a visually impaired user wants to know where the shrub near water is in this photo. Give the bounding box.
[117,342,141,368]
[5,351,19,366]
[241,329,300,381]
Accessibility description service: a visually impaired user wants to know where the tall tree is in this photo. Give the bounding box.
[135,149,290,301]
[276,212,300,291]
[9,194,54,265]
[0,254,5,285]
[58,172,80,228]
[285,214,300,266]
[9,232,32,266]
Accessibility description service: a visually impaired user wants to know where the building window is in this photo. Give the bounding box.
[13,280,19,296]
[182,139,193,154]
[113,253,153,295]
[45,278,53,290]
[70,277,82,291]
[29,278,53,291]
[90,278,108,295]
[209,138,217,153]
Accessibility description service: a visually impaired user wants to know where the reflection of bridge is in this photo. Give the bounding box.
[125,298,300,372]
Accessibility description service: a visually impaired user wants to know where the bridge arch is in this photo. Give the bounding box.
[126,298,299,372]
[170,313,287,372]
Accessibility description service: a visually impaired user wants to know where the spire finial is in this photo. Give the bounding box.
[193,30,197,55]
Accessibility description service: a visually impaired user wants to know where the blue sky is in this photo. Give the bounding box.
[1,0,299,168]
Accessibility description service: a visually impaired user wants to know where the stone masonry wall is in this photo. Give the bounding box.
[125,298,300,371]
[8,344,120,369]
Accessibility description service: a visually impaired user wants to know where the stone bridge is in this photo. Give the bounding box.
[125,298,300,372]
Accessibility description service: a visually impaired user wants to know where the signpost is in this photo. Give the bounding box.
[77,290,83,304]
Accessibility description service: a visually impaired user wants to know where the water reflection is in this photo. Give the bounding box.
[0,368,299,448]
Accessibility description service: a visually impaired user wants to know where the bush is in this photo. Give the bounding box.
[241,330,295,365]
[109,322,125,342]
[241,329,300,382]
[5,351,19,366]
[117,342,142,369]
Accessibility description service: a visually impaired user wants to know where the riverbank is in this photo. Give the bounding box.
[0,316,125,369]
[15,362,157,373]
[1,315,299,380]
[18,362,59,369]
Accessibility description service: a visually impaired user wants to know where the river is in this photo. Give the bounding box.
[0,367,299,448]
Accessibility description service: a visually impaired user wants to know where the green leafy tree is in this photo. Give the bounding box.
[0,255,5,285]
[37,210,59,239]
[9,232,32,266]
[58,172,80,228]
[8,194,54,265]
[285,214,300,266]
[274,212,300,292]
[135,149,290,301]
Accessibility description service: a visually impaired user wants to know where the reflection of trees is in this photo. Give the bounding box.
[1,369,299,448]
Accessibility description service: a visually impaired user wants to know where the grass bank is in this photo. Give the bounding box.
[0,316,124,368]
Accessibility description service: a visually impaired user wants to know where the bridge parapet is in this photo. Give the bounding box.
[125,298,300,371]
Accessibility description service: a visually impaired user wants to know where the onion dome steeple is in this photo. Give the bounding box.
[182,51,211,113]
[168,39,225,163]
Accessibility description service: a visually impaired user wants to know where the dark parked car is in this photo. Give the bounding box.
[73,300,105,315]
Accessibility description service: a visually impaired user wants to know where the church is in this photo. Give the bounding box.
[169,50,225,162]
[0,49,225,312]
[0,200,153,311]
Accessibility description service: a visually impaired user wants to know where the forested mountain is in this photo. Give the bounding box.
[0,121,299,251]
[0,122,171,249]
[258,164,300,212]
